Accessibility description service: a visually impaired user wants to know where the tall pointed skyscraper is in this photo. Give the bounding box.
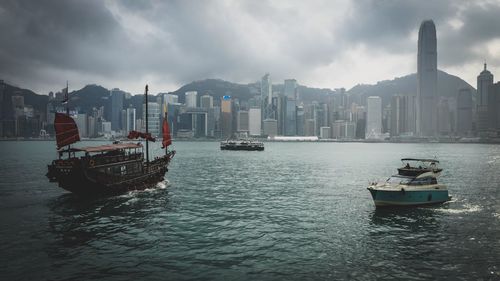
[417,20,437,137]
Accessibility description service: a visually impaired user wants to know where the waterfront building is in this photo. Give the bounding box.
[110,88,124,131]
[263,119,278,137]
[237,110,249,132]
[390,95,408,137]
[477,63,494,132]
[284,79,297,100]
[126,107,136,133]
[164,93,178,105]
[185,91,197,108]
[200,94,213,109]
[276,93,286,135]
[75,113,88,138]
[143,102,160,137]
[320,127,331,139]
[488,82,500,130]
[296,105,305,136]
[456,88,472,136]
[366,96,382,139]
[437,97,452,135]
[101,121,111,133]
[417,20,438,137]
[305,119,315,136]
[261,73,272,121]
[248,107,261,136]
[221,96,233,138]
[87,116,97,138]
[285,99,297,136]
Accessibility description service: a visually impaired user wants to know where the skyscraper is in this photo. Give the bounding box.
[185,91,198,108]
[417,20,438,137]
[390,95,408,137]
[143,102,160,137]
[261,73,272,120]
[366,96,382,139]
[110,88,124,131]
[456,88,472,136]
[477,63,494,132]
[126,107,136,133]
[200,94,213,109]
[284,79,297,100]
[248,107,261,136]
[221,96,233,138]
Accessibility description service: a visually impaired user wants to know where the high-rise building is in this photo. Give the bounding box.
[261,73,273,121]
[320,127,331,139]
[437,97,452,135]
[126,107,136,132]
[285,99,297,136]
[284,79,297,100]
[248,107,261,136]
[200,94,213,109]
[366,96,382,139]
[390,95,408,137]
[75,113,88,138]
[143,102,160,137]
[488,82,500,130]
[276,93,286,135]
[417,20,438,137]
[296,105,305,136]
[185,91,198,108]
[237,110,249,132]
[263,119,278,137]
[163,93,178,105]
[110,88,124,131]
[221,96,233,138]
[477,63,494,132]
[456,88,472,136]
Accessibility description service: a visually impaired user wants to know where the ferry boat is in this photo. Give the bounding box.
[367,158,451,207]
[46,85,175,196]
[220,139,264,151]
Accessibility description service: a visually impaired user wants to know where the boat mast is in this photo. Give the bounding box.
[65,81,69,115]
[145,84,149,165]
[65,81,70,156]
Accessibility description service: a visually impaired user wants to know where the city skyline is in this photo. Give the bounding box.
[1,0,499,95]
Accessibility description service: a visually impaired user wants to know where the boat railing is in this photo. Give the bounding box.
[88,152,143,166]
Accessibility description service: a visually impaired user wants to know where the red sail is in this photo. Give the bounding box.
[127,131,156,142]
[162,118,172,148]
[54,113,80,149]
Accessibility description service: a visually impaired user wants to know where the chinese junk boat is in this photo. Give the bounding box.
[46,85,175,196]
[367,158,451,207]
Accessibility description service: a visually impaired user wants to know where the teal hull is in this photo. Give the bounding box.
[368,188,450,207]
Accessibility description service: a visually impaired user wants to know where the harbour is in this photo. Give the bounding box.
[1,141,499,280]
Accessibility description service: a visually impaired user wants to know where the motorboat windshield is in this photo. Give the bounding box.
[386,175,413,185]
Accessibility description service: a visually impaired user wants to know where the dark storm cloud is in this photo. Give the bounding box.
[343,0,500,66]
[0,1,125,74]
[0,0,499,94]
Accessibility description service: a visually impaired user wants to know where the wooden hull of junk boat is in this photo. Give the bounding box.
[46,153,174,196]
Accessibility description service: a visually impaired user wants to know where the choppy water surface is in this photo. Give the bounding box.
[1,141,499,280]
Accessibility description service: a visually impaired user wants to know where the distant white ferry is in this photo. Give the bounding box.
[220,139,264,151]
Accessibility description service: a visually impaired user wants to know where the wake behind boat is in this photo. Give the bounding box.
[46,85,175,196]
[367,158,451,207]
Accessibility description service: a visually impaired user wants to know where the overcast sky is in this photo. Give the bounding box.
[1,0,499,95]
